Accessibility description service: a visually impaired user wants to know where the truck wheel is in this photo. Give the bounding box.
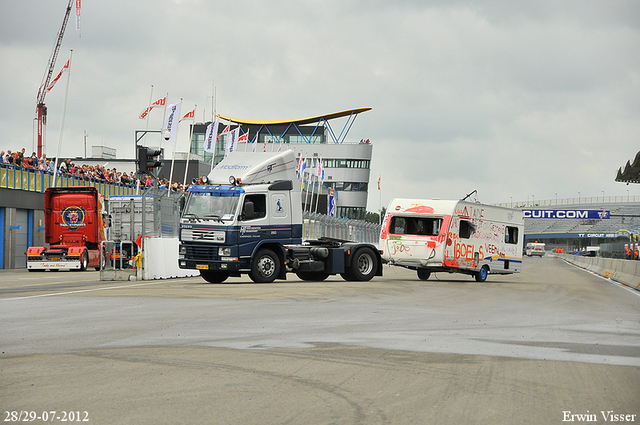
[475,265,489,282]
[200,270,230,283]
[80,251,89,271]
[296,271,330,281]
[417,269,431,281]
[348,247,377,281]
[250,249,280,283]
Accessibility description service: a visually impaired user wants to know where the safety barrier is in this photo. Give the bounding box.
[560,253,640,291]
[0,165,138,198]
[99,240,138,281]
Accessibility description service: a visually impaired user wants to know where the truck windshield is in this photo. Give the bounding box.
[183,193,240,222]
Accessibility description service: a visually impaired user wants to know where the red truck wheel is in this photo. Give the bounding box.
[80,251,89,271]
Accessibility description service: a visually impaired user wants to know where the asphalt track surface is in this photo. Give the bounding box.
[1,256,639,424]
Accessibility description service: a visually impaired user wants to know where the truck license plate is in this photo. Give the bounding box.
[49,257,61,260]
[196,264,209,270]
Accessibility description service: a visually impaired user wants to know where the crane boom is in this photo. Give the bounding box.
[36,0,73,158]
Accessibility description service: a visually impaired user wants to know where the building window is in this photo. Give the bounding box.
[323,159,370,169]
[337,206,365,220]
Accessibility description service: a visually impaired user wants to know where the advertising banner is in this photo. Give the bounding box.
[523,210,610,219]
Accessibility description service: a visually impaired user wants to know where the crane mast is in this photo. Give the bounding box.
[36,0,73,158]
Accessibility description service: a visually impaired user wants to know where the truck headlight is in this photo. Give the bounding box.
[179,245,187,258]
[219,247,232,256]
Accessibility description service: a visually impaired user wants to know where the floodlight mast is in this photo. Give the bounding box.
[36,0,73,158]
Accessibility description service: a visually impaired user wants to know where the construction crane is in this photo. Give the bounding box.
[36,0,73,158]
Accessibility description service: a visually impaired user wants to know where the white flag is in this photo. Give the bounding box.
[163,103,181,143]
[225,128,239,157]
[139,96,166,119]
[46,59,70,92]
[204,116,219,153]
[75,0,81,31]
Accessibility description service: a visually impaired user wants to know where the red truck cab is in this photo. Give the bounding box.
[27,187,106,271]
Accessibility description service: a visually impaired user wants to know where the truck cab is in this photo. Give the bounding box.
[179,179,302,283]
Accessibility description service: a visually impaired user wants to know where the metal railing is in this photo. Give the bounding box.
[0,164,138,198]
[303,211,380,245]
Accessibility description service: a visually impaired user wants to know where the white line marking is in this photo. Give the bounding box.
[0,280,169,301]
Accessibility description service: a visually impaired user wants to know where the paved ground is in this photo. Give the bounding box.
[1,256,639,424]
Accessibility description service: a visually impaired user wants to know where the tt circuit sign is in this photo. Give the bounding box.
[523,209,610,219]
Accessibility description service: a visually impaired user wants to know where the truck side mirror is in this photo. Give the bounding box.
[243,201,254,220]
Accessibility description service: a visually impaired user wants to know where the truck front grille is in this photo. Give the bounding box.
[185,245,218,261]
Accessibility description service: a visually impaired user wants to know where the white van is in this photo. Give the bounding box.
[380,198,524,281]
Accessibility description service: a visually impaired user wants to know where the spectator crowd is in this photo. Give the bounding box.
[1,147,186,192]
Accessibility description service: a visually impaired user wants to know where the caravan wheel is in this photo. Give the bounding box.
[475,265,489,282]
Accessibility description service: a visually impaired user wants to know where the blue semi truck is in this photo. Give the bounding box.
[178,150,382,283]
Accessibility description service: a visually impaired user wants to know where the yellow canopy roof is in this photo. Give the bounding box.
[217,107,372,126]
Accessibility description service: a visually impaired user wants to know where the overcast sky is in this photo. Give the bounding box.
[1,0,639,212]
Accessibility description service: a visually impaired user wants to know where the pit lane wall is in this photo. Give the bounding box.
[560,254,640,291]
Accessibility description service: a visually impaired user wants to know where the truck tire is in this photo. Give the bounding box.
[296,271,330,281]
[417,269,430,281]
[346,247,377,281]
[250,249,280,283]
[80,251,89,271]
[475,265,489,282]
[200,270,230,283]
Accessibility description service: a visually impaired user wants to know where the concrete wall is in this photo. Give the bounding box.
[561,254,640,290]
[142,237,199,280]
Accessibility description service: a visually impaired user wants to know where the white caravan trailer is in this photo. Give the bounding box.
[525,242,545,257]
[380,198,524,281]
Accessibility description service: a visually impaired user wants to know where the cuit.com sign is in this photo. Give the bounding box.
[523,209,610,219]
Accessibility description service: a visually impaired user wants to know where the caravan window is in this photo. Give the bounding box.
[505,226,519,244]
[389,216,442,236]
[459,220,476,239]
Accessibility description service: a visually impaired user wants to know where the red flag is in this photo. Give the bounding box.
[46,59,70,92]
[239,131,249,142]
[378,176,380,190]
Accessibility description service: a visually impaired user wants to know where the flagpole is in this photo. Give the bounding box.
[168,98,183,187]
[53,49,72,187]
[183,105,196,188]
[378,175,382,225]
[305,158,313,213]
[141,84,154,157]
[314,156,322,214]
[159,92,168,153]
